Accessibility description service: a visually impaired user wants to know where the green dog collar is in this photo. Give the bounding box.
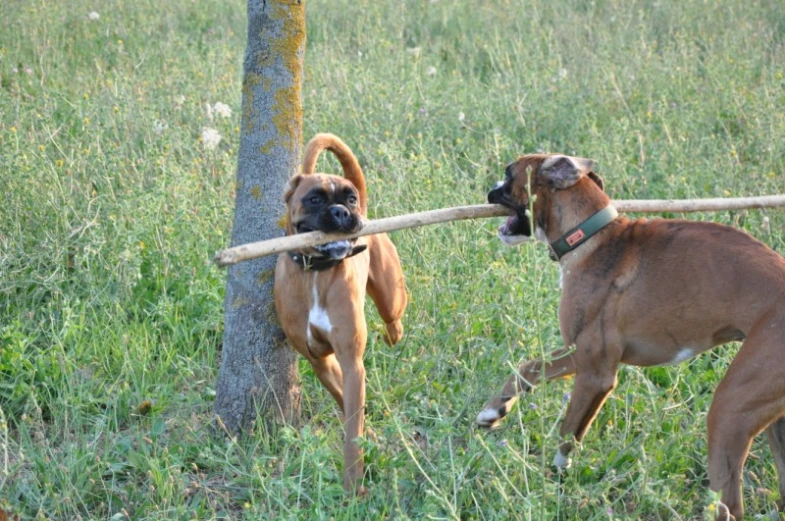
[549,205,618,260]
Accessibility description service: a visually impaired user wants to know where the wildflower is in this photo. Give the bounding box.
[426,66,437,76]
[213,102,232,118]
[25,67,32,75]
[201,127,222,150]
[562,392,570,404]
[174,95,186,106]
[88,11,100,21]
[153,120,168,135]
[458,111,465,122]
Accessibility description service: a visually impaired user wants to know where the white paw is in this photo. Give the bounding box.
[476,408,501,426]
[553,448,572,471]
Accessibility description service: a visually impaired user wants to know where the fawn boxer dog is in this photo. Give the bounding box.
[274,133,407,495]
[476,154,785,520]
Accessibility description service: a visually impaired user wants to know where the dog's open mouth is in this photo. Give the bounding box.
[497,210,531,246]
[313,240,354,259]
[296,222,361,260]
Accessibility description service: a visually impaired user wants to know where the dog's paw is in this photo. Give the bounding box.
[382,320,403,346]
[553,448,572,472]
[476,404,506,428]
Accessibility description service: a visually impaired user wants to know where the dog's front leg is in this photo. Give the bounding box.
[340,356,366,495]
[476,346,577,428]
[767,416,785,512]
[554,335,621,471]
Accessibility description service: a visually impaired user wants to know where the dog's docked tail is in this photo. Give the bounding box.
[302,133,368,214]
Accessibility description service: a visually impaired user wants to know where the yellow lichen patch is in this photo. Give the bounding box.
[255,47,273,69]
[260,139,275,154]
[242,73,262,134]
[232,296,249,309]
[278,213,289,229]
[268,0,305,152]
[256,269,274,285]
[251,185,263,200]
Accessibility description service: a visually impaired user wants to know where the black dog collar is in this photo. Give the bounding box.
[288,244,368,271]
[549,206,618,261]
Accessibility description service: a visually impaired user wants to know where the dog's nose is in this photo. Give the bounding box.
[330,205,350,224]
[488,183,504,204]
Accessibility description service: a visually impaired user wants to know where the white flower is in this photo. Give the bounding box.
[174,95,186,106]
[88,11,100,21]
[212,102,232,118]
[426,66,437,76]
[201,127,222,150]
[153,120,168,135]
[458,111,465,122]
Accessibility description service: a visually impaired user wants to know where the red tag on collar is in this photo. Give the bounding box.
[565,229,586,246]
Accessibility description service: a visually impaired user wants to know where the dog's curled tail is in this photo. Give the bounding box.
[302,133,368,213]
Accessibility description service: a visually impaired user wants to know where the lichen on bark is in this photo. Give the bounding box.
[215,0,306,434]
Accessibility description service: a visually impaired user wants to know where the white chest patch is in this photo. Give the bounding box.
[659,347,696,366]
[307,275,332,346]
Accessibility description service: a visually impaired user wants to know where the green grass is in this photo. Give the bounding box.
[2,0,785,519]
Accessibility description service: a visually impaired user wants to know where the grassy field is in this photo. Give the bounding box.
[2,0,785,519]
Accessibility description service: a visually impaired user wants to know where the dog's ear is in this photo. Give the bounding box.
[282,175,303,203]
[539,155,596,189]
[588,171,604,191]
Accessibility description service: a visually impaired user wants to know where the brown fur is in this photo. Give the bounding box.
[274,133,407,495]
[479,153,785,520]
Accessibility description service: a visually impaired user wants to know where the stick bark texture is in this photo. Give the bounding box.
[215,194,785,266]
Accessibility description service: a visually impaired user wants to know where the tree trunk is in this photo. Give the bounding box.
[214,0,305,434]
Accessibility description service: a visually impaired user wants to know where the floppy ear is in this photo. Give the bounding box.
[539,155,596,189]
[588,171,604,191]
[282,175,303,203]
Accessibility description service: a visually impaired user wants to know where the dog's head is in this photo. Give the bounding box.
[283,173,363,259]
[487,154,604,246]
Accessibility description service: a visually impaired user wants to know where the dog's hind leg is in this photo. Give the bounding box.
[706,319,785,521]
[766,416,785,512]
[366,234,407,346]
[476,346,577,428]
[310,354,345,413]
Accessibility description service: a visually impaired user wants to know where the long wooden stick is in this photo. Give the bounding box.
[214,194,785,266]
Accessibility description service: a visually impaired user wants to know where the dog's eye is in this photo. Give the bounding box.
[346,195,358,206]
[308,196,323,205]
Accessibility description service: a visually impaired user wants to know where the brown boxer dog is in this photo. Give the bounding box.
[476,153,785,520]
[274,133,407,495]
